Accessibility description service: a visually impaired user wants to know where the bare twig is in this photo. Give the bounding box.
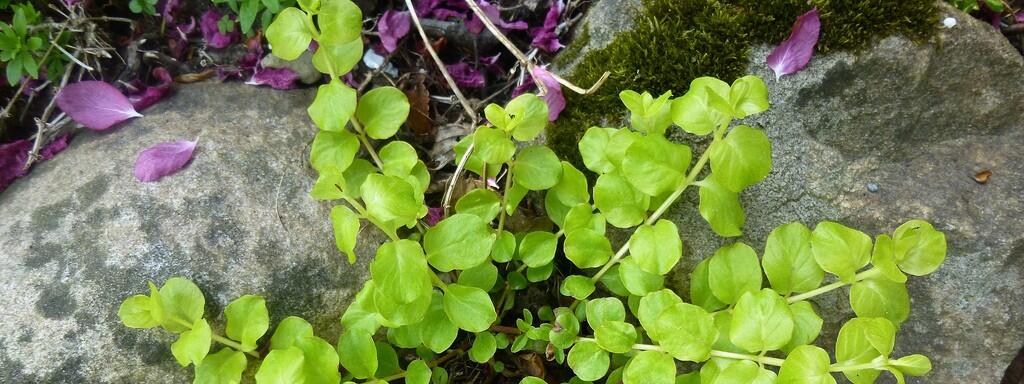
[24,49,78,171]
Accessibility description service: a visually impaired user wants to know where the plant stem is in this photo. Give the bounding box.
[496,165,513,233]
[343,196,399,241]
[431,272,449,292]
[574,337,785,366]
[829,360,885,372]
[171,316,259,358]
[787,268,882,303]
[406,0,477,123]
[349,119,385,170]
[378,348,465,382]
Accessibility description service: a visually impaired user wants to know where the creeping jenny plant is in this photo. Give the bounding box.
[119,1,948,383]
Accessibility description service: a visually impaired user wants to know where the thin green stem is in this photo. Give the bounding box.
[829,360,886,373]
[431,272,449,292]
[343,196,398,241]
[349,119,385,170]
[787,268,882,303]
[710,350,786,367]
[378,349,464,381]
[496,164,513,233]
[170,316,259,358]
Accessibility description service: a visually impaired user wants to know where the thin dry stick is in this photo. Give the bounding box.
[24,49,78,170]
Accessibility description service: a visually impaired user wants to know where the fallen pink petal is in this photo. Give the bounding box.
[378,10,411,53]
[127,68,174,111]
[447,62,486,88]
[766,8,820,79]
[530,0,565,53]
[56,81,142,131]
[247,67,300,90]
[134,140,198,182]
[466,0,528,34]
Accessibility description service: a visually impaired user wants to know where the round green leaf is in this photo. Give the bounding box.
[620,90,673,136]
[119,295,158,329]
[255,346,305,384]
[520,377,546,384]
[473,126,516,165]
[560,275,596,300]
[360,174,424,231]
[308,81,357,133]
[297,335,342,383]
[783,301,823,353]
[594,171,649,228]
[379,140,418,177]
[548,161,590,209]
[512,146,563,190]
[317,0,362,43]
[595,321,637,354]
[871,234,907,283]
[849,278,910,326]
[310,168,345,200]
[698,177,744,237]
[729,75,769,118]
[526,262,554,282]
[892,220,946,276]
[310,130,359,173]
[891,355,932,377]
[622,135,691,196]
[331,205,360,263]
[568,340,610,381]
[618,257,664,296]
[155,277,206,333]
[505,93,549,141]
[458,262,498,291]
[371,240,431,325]
[579,127,618,174]
[312,36,362,76]
[623,351,675,384]
[715,360,777,384]
[455,189,501,222]
[629,219,682,275]
[406,360,431,384]
[490,230,516,263]
[730,289,794,353]
[443,284,497,332]
[671,77,732,136]
[763,222,822,294]
[419,292,458,353]
[375,341,400,377]
[709,125,771,193]
[171,318,211,367]
[563,203,606,234]
[564,228,612,269]
[340,283,380,335]
[778,345,836,384]
[708,242,762,304]
[424,214,496,272]
[586,297,626,329]
[811,221,872,283]
[195,348,247,384]
[270,316,314,350]
[225,295,269,352]
[356,86,410,140]
[469,332,497,363]
[266,8,312,61]
[651,302,716,362]
[338,329,377,379]
[604,129,640,169]
[637,289,683,341]
[835,317,895,384]
[689,258,727,311]
[518,231,558,268]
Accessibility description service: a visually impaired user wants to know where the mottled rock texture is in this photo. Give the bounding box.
[0,82,381,383]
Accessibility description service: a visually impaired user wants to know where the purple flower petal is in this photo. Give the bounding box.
[0,135,72,192]
[134,139,197,182]
[127,67,174,111]
[466,0,528,34]
[513,66,565,121]
[246,67,300,90]
[200,10,240,49]
[159,0,181,23]
[1016,11,1024,24]
[379,10,411,53]
[530,0,565,52]
[447,61,486,88]
[432,8,466,21]
[425,207,443,226]
[56,81,142,131]
[766,8,820,79]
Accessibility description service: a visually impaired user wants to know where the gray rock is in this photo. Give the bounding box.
[0,82,382,382]
[573,3,1023,384]
[553,0,641,75]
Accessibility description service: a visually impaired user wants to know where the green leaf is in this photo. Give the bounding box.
[698,177,744,237]
[599,265,630,297]
[526,262,554,282]
[512,146,563,190]
[892,220,946,276]
[594,171,649,228]
[119,295,159,328]
[317,0,362,43]
[312,36,363,76]
[619,90,673,135]
[622,135,691,196]
[637,289,683,341]
[520,377,546,384]
[424,214,496,271]
[586,297,626,329]
[195,348,247,384]
[443,284,497,332]
[239,0,259,33]
[419,292,458,353]
[711,312,745,354]
[296,335,342,383]
[266,7,311,60]
[270,316,315,350]
[455,189,501,222]
[310,130,359,173]
[568,340,610,381]
[485,104,511,130]
[255,346,305,384]
[432,367,450,384]
[783,301,823,353]
[171,318,211,367]
[361,174,423,230]
[458,262,498,291]
[629,219,682,275]
[371,240,432,325]
[340,159,376,199]
[849,278,910,326]
[810,221,872,283]
[473,126,516,166]
[871,234,906,283]
[714,360,778,384]
[154,277,205,333]
[564,228,612,268]
[623,351,676,384]
[224,295,269,351]
[603,129,640,170]
[763,222,822,295]
[550,309,581,349]
[729,75,769,118]
[671,77,732,136]
[579,127,618,174]
[563,203,605,234]
[595,321,637,353]
[891,355,931,377]
[519,231,558,268]
[708,242,762,304]
[330,205,360,263]
[689,258,727,311]
[406,360,432,384]
[308,80,357,133]
[560,275,596,300]
[340,282,380,335]
[338,329,377,379]
[835,317,895,383]
[490,230,516,263]
[618,257,664,296]
[548,161,590,208]
[730,289,794,353]
[469,332,497,363]
[709,125,771,193]
[379,141,418,177]
[505,93,549,141]
[356,86,410,139]
[778,345,836,384]
[310,168,345,200]
[651,303,716,362]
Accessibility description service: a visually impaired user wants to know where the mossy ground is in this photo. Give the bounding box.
[548,0,939,166]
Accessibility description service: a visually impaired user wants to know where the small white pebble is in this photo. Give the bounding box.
[943,17,957,28]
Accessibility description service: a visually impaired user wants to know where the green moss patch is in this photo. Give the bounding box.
[548,0,938,165]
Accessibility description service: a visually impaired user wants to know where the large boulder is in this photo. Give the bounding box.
[0,82,381,382]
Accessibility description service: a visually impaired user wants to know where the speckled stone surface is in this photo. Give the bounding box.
[0,82,382,383]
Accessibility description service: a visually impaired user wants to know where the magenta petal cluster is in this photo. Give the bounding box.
[379,10,411,53]
[447,62,486,88]
[530,0,565,53]
[128,67,174,111]
[466,0,528,34]
[532,67,565,121]
[766,8,820,79]
[425,207,443,226]
[56,81,142,131]
[200,10,240,49]
[247,67,300,90]
[0,135,71,192]
[134,140,197,182]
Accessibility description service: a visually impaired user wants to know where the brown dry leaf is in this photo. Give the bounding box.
[518,352,546,378]
[402,72,435,136]
[175,69,217,83]
[973,170,992,184]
